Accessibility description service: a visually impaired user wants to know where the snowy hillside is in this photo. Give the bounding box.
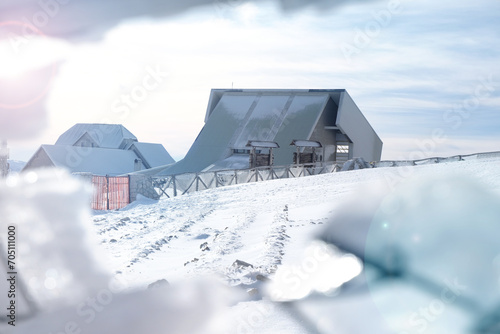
[93,157,500,333]
[3,156,500,333]
[95,158,500,286]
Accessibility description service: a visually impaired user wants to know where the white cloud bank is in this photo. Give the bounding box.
[3,0,500,161]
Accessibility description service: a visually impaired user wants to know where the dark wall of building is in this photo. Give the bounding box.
[336,92,383,161]
[309,97,339,162]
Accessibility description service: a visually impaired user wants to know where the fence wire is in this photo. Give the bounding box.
[152,163,343,198]
[152,151,500,199]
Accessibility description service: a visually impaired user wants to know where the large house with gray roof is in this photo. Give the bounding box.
[154,89,382,176]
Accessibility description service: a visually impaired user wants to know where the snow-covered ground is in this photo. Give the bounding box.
[94,169,355,288]
[95,157,500,286]
[2,156,500,333]
[93,156,500,333]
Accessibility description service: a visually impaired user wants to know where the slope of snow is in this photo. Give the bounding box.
[94,166,364,287]
[3,157,500,333]
[95,158,500,286]
[93,157,500,333]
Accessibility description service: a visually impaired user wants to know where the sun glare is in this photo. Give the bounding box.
[0,63,30,80]
[236,3,260,23]
[0,35,69,80]
[0,41,31,79]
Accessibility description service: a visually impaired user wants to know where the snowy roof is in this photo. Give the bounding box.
[23,123,177,176]
[202,154,250,172]
[157,89,382,176]
[124,164,173,176]
[41,145,146,176]
[246,141,280,148]
[160,90,332,175]
[130,142,175,168]
[55,124,137,149]
[290,140,322,147]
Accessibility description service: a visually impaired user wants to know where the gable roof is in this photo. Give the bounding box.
[129,142,175,168]
[23,123,177,176]
[55,124,137,149]
[74,132,99,147]
[40,145,146,176]
[156,88,382,176]
[161,89,333,175]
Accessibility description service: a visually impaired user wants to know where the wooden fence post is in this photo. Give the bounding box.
[173,176,177,197]
[128,175,131,204]
[106,175,110,210]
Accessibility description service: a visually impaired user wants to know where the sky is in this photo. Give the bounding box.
[0,0,499,162]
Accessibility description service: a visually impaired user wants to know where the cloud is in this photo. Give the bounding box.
[3,0,500,162]
[0,0,378,144]
[381,135,500,160]
[0,66,52,139]
[0,0,385,41]
[0,0,211,40]
[277,0,384,11]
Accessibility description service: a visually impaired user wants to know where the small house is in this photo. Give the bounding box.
[23,124,175,176]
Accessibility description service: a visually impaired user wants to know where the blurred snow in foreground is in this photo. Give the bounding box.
[1,157,500,333]
[0,170,108,311]
[0,169,238,334]
[318,167,500,333]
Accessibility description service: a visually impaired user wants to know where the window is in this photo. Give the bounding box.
[233,149,262,154]
[336,145,349,154]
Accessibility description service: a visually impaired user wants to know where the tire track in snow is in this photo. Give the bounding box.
[94,192,221,271]
[127,209,217,267]
[182,210,258,278]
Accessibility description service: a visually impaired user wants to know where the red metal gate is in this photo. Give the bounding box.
[92,175,130,210]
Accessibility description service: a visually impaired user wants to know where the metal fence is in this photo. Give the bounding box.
[372,151,500,167]
[153,162,342,198]
[151,151,500,199]
[92,175,130,210]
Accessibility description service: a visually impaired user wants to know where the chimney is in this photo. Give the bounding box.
[134,158,142,172]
